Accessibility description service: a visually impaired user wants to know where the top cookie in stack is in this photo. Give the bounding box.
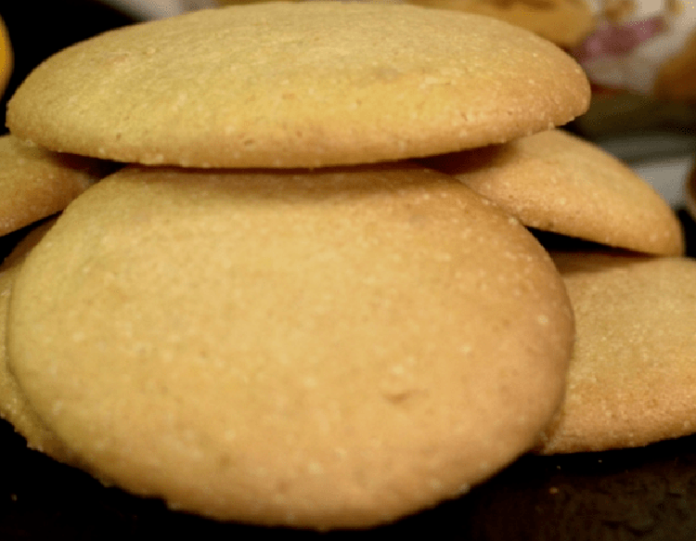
[3,0,590,531]
[6,1,588,168]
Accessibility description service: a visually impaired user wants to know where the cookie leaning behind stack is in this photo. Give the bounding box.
[422,129,684,256]
[403,0,595,48]
[3,0,591,530]
[537,251,696,454]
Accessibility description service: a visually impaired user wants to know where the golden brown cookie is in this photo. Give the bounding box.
[405,0,595,47]
[6,2,589,168]
[0,14,11,99]
[8,162,573,529]
[0,134,111,237]
[422,129,684,256]
[0,219,76,464]
[538,251,696,454]
[654,26,696,103]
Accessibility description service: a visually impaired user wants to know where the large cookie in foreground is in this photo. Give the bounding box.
[538,251,696,454]
[6,2,589,168]
[7,163,573,529]
[422,129,684,256]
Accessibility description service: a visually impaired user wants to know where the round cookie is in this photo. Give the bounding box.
[537,251,696,454]
[0,219,76,464]
[0,134,112,237]
[404,0,595,48]
[6,2,590,168]
[8,162,573,529]
[421,129,684,256]
[654,26,696,102]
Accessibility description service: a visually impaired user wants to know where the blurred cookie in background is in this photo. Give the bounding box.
[538,251,696,454]
[404,0,595,47]
[0,14,11,100]
[654,25,696,103]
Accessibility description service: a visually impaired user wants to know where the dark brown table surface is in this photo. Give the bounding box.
[1,209,696,541]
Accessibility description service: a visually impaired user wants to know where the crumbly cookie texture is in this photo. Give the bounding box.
[422,129,684,256]
[8,163,573,529]
[7,2,589,168]
[0,219,78,465]
[538,252,696,454]
[0,135,110,237]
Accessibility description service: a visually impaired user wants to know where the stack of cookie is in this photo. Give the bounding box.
[0,0,686,531]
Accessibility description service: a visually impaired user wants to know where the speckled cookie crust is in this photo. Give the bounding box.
[8,162,573,529]
[423,129,684,256]
[538,252,696,454]
[7,2,589,168]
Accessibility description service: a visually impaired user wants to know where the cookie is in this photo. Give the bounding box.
[422,129,684,256]
[404,0,595,47]
[8,162,573,529]
[0,14,11,99]
[654,26,696,102]
[0,134,112,237]
[0,219,76,464]
[537,251,696,454]
[6,2,589,168]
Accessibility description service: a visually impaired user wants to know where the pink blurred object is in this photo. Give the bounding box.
[572,17,667,63]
